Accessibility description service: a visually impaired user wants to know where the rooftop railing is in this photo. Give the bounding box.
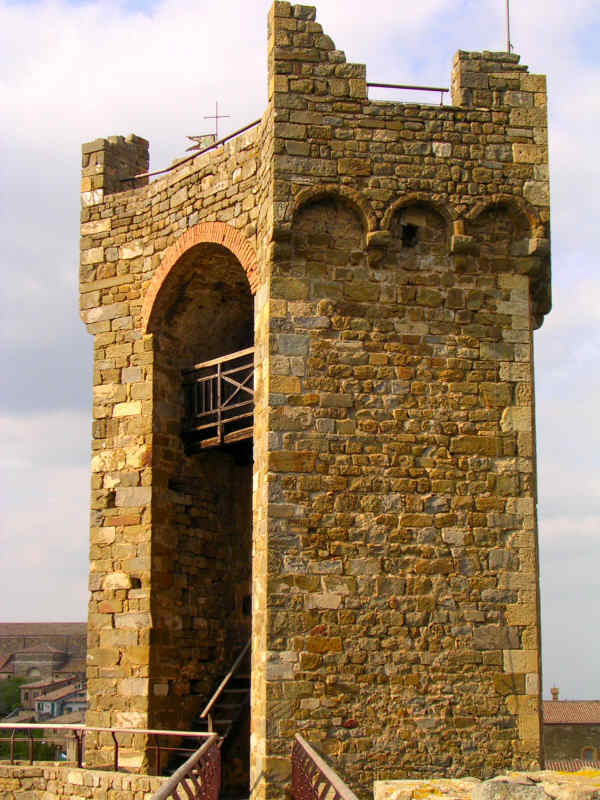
[367,82,449,105]
[122,118,262,183]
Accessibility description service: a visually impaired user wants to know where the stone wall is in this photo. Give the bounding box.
[0,764,165,800]
[375,772,600,800]
[80,1,551,795]
[253,4,549,796]
[0,624,87,660]
[2,766,599,800]
[81,123,264,767]
[544,725,600,763]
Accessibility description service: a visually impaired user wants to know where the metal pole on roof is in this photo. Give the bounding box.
[506,0,512,52]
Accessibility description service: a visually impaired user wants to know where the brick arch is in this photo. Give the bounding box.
[292,184,377,233]
[465,194,544,237]
[141,222,258,333]
[381,193,457,231]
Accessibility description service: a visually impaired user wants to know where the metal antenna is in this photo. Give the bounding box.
[506,0,512,52]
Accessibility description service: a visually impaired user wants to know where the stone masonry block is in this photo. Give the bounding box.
[473,781,546,800]
[473,625,520,651]
[115,486,151,507]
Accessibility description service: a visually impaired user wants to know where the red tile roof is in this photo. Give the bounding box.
[20,679,58,689]
[45,710,85,725]
[0,623,86,636]
[0,654,13,672]
[36,683,84,702]
[1,710,36,723]
[543,701,600,724]
[14,644,65,655]
[545,759,600,771]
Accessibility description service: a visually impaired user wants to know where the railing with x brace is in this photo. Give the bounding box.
[182,346,254,452]
[291,734,361,800]
[150,733,221,800]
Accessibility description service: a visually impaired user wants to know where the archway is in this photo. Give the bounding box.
[147,238,254,791]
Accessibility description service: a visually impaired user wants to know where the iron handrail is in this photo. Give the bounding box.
[367,81,449,105]
[150,734,221,800]
[0,723,213,773]
[182,345,255,375]
[199,639,251,729]
[291,733,360,800]
[120,80,449,185]
[121,119,262,183]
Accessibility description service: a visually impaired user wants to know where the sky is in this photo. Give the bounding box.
[0,0,599,700]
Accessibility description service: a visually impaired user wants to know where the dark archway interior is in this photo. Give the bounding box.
[148,244,253,784]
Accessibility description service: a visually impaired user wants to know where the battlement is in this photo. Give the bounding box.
[81,134,149,206]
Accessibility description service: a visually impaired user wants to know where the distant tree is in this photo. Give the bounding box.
[0,729,58,761]
[0,678,60,761]
[0,678,26,717]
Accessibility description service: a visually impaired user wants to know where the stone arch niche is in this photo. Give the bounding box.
[146,239,254,751]
[465,200,551,325]
[385,200,451,267]
[466,200,532,268]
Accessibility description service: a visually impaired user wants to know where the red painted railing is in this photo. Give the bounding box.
[150,734,221,800]
[292,734,360,800]
[0,723,215,776]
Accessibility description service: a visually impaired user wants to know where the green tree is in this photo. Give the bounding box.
[0,677,26,717]
[0,729,58,761]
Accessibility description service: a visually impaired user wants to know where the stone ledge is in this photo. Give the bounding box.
[0,763,167,800]
[375,772,600,800]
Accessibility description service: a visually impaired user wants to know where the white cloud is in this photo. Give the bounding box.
[0,411,90,620]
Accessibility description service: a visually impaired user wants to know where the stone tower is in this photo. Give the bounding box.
[80,3,550,797]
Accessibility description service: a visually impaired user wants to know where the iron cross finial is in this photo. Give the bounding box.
[204,102,231,141]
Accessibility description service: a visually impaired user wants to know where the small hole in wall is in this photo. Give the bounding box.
[130,577,142,589]
[242,595,252,617]
[402,224,419,248]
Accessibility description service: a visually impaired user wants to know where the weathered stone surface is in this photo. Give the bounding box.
[102,571,132,590]
[0,765,166,799]
[79,3,550,796]
[375,774,600,800]
[473,780,547,800]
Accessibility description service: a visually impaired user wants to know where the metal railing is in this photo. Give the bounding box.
[367,82,449,105]
[150,734,221,800]
[199,639,251,734]
[291,734,360,800]
[121,118,262,183]
[182,346,254,450]
[0,723,214,775]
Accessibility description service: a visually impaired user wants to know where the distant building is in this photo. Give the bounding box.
[20,677,75,710]
[34,682,87,722]
[544,687,600,765]
[0,623,86,683]
[0,644,68,682]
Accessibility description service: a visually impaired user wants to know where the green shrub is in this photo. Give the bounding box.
[0,678,26,717]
